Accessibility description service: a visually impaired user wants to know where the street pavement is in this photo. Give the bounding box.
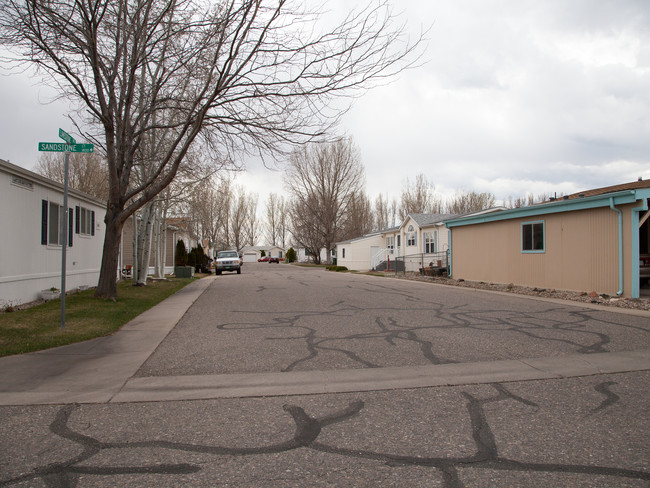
[1,263,649,487]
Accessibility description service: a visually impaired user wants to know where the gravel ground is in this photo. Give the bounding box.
[389,273,650,311]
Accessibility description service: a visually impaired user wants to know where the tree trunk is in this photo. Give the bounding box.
[95,211,124,299]
[135,201,155,285]
[132,213,138,284]
[159,207,169,278]
[141,207,154,283]
[153,209,162,278]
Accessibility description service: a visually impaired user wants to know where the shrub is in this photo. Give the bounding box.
[285,247,297,263]
[187,248,197,267]
[188,244,209,271]
[175,240,188,266]
[326,265,348,272]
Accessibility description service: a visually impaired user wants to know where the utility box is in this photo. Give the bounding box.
[174,266,195,278]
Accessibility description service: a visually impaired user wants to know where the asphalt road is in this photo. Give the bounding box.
[1,263,649,487]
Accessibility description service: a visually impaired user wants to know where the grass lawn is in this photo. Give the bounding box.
[0,277,200,358]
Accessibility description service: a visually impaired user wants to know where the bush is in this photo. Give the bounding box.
[175,240,188,266]
[260,249,266,257]
[326,265,348,272]
[188,244,210,271]
[187,248,197,267]
[285,247,297,263]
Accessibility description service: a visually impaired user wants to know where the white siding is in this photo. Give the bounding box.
[336,234,384,271]
[0,161,105,307]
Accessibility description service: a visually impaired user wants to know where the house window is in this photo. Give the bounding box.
[406,225,416,247]
[522,221,545,252]
[342,248,346,259]
[424,232,435,253]
[48,201,64,245]
[386,236,394,252]
[76,206,95,236]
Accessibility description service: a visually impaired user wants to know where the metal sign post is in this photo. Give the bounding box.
[60,152,69,329]
[38,129,94,329]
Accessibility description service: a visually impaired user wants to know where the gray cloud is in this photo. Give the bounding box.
[1,0,649,206]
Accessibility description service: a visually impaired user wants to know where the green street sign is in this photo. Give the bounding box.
[38,142,94,153]
[58,128,76,145]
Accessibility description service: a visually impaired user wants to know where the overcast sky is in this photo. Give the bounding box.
[1,0,649,207]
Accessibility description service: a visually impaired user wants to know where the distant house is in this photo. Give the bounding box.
[445,180,650,298]
[119,215,197,277]
[240,245,286,262]
[0,159,105,307]
[336,214,461,272]
[295,246,330,264]
[335,231,384,270]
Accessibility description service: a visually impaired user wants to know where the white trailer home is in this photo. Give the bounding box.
[0,159,105,308]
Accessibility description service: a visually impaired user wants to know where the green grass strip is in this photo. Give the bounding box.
[0,278,196,358]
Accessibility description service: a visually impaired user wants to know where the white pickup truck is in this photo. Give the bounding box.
[215,250,242,275]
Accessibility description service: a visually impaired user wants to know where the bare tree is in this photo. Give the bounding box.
[505,193,551,208]
[35,153,108,200]
[289,193,327,264]
[1,0,423,298]
[344,193,374,237]
[276,197,290,249]
[265,193,283,246]
[373,192,399,231]
[284,138,366,262]
[399,174,443,220]
[229,186,251,252]
[243,193,259,247]
[190,176,231,252]
[446,190,496,215]
[265,193,291,247]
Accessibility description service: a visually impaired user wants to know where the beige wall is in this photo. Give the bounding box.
[450,205,639,296]
[120,216,177,268]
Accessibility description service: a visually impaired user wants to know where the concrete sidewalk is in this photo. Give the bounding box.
[1,275,649,406]
[0,277,215,405]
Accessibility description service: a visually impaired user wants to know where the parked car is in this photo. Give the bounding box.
[269,257,280,263]
[215,250,241,275]
[258,256,269,262]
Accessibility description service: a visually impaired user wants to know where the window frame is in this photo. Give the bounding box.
[521,220,545,253]
[424,231,435,253]
[386,236,395,252]
[406,225,417,247]
[76,205,95,237]
[48,201,64,246]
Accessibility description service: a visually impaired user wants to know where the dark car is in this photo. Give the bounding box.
[269,257,280,263]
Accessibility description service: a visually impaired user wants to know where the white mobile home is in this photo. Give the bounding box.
[0,159,105,307]
[335,232,384,270]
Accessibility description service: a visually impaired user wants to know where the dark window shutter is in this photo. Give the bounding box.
[75,206,80,234]
[41,200,48,245]
[68,208,74,247]
[91,211,95,236]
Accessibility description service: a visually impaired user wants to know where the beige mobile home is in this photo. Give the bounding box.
[445,180,650,298]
